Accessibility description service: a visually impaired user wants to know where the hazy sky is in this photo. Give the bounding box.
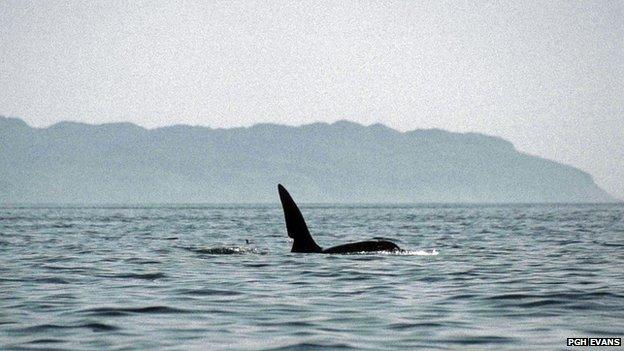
[1,1,623,199]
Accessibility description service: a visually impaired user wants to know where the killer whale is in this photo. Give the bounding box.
[278,184,401,253]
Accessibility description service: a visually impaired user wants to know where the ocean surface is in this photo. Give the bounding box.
[1,204,623,350]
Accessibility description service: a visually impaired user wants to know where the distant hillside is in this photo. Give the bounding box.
[0,116,615,203]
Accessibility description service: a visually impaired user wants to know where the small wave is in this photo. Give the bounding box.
[335,249,438,256]
[486,291,624,301]
[389,322,444,330]
[598,242,624,247]
[17,322,119,333]
[32,277,71,284]
[27,338,64,344]
[181,246,266,255]
[81,322,120,332]
[518,299,564,308]
[124,257,162,264]
[390,249,438,256]
[178,288,242,296]
[262,342,356,351]
[107,272,166,280]
[51,223,74,228]
[447,335,516,345]
[446,293,478,301]
[80,306,189,317]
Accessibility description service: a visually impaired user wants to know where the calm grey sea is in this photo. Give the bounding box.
[1,204,623,350]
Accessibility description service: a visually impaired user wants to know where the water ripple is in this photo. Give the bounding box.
[79,306,191,317]
[1,204,623,350]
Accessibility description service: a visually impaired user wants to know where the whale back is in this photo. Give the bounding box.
[322,240,400,254]
[278,184,322,253]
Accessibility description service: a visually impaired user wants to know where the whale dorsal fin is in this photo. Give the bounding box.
[277,184,322,253]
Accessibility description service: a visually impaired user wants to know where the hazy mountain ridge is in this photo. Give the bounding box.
[0,116,615,203]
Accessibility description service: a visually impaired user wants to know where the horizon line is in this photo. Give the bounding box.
[2,201,622,208]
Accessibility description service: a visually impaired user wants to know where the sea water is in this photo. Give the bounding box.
[1,204,623,350]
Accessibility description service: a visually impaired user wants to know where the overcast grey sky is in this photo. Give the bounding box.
[1,1,622,199]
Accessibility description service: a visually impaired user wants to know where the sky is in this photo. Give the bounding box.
[1,1,623,199]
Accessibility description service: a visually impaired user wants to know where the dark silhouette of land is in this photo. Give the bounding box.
[0,116,615,203]
[279,184,400,253]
